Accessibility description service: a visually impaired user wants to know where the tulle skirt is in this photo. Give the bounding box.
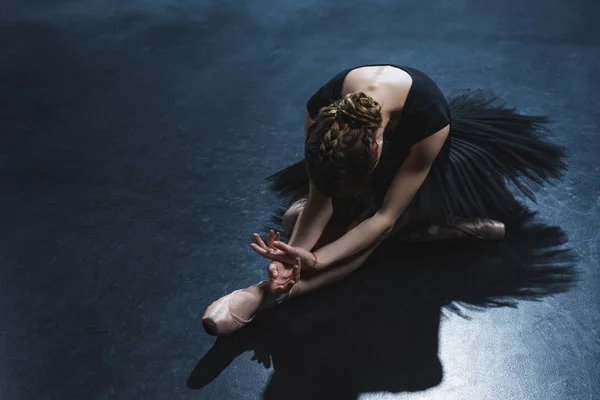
[265,90,568,235]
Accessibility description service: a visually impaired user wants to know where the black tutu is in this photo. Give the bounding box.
[265,90,568,235]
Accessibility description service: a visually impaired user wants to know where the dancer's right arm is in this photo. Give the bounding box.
[286,110,333,250]
[261,110,332,293]
[287,182,333,250]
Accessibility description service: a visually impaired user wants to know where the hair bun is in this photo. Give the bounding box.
[336,92,383,130]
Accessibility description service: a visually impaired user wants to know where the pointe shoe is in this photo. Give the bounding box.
[202,281,293,337]
[475,219,505,241]
[445,218,505,241]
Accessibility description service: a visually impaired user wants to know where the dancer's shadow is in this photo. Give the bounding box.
[188,209,577,399]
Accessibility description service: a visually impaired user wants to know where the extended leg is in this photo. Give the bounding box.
[401,218,505,242]
[202,198,360,336]
[285,218,506,297]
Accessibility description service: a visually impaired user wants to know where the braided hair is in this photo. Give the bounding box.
[305,92,383,198]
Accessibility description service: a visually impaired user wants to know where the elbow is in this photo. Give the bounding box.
[374,212,397,238]
[382,221,396,239]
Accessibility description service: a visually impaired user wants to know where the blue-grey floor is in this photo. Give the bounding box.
[1,1,598,399]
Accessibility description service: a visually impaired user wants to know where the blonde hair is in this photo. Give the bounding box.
[305,92,383,197]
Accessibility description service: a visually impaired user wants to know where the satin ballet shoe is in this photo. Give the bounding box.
[440,218,506,241]
[202,281,293,337]
[473,219,506,241]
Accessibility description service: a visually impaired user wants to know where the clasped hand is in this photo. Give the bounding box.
[251,230,317,293]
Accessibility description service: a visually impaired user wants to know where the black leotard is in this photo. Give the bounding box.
[303,65,453,221]
[306,64,451,146]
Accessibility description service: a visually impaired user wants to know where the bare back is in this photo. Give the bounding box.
[342,66,413,118]
[304,65,413,137]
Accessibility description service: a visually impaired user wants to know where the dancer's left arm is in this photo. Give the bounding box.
[308,125,450,269]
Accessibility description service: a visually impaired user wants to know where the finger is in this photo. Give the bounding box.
[281,279,296,293]
[251,243,269,256]
[275,255,296,264]
[270,279,286,294]
[272,278,289,294]
[267,230,275,248]
[275,231,280,243]
[251,244,279,260]
[253,233,267,249]
[268,263,279,278]
[265,248,290,259]
[264,250,295,264]
[251,244,295,263]
[253,233,266,248]
[272,241,296,256]
[294,259,301,280]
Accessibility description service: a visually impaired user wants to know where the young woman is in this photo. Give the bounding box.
[201,64,567,336]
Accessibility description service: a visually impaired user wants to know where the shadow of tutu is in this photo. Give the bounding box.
[188,208,577,399]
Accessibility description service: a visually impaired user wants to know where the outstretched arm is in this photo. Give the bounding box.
[287,181,333,250]
[254,110,335,292]
[311,125,450,269]
[287,110,334,249]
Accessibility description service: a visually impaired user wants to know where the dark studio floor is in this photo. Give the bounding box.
[1,0,599,399]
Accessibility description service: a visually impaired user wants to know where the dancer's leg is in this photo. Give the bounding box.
[203,203,504,335]
[221,210,505,314]
[202,199,359,335]
[400,218,506,242]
